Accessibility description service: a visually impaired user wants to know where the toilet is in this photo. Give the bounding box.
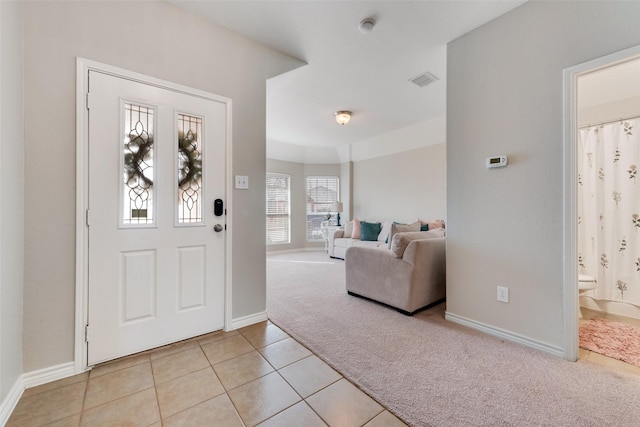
[578,274,597,318]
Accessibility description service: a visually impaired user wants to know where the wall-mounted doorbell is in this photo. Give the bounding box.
[486,155,508,169]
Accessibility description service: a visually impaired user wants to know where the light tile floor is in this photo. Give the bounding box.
[579,307,640,376]
[7,321,407,427]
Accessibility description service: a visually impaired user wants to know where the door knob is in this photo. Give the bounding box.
[213,224,223,232]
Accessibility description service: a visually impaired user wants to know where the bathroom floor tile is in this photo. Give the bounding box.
[278,355,342,398]
[259,337,313,369]
[228,372,301,426]
[306,378,384,427]
[156,367,225,418]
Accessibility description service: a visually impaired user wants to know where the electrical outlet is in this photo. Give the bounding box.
[497,286,509,303]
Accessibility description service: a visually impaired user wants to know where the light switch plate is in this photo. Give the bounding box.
[235,175,249,189]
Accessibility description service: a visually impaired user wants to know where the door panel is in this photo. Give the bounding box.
[87,71,226,365]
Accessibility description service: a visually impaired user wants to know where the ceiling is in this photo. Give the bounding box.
[169,1,526,160]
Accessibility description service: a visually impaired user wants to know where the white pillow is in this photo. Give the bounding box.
[378,220,392,243]
[343,220,354,237]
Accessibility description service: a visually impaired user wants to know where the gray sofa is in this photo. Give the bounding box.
[345,229,446,315]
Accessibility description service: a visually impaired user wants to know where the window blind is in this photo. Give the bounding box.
[266,173,290,244]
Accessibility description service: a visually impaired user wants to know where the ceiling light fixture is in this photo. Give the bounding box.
[359,17,376,34]
[334,111,352,125]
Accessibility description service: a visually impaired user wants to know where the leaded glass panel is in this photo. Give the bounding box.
[177,114,203,224]
[123,103,155,225]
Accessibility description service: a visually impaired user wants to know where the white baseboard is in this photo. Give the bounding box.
[267,248,324,255]
[0,376,24,426]
[445,311,565,358]
[229,311,269,330]
[0,361,78,425]
[21,362,77,390]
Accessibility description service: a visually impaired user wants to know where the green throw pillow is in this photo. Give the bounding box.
[360,221,382,241]
[420,223,430,231]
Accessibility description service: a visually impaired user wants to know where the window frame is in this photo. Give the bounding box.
[266,172,291,245]
[305,175,340,242]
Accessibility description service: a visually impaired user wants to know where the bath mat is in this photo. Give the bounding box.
[579,317,640,367]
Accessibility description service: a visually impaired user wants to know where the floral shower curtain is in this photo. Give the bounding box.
[578,117,640,307]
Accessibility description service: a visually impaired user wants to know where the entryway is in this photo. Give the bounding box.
[563,44,640,362]
[76,60,231,367]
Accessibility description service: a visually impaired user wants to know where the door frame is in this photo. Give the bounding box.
[75,58,233,372]
[562,44,640,361]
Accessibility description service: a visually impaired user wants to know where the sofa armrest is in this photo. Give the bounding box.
[330,228,345,239]
[327,228,344,256]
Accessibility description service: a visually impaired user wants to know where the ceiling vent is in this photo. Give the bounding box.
[409,71,439,88]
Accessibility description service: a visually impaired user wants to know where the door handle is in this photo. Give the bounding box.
[213,224,223,232]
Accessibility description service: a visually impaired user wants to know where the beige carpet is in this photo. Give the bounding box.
[580,318,640,367]
[267,251,640,427]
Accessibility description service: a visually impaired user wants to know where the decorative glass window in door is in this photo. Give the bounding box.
[177,114,203,224]
[123,103,155,225]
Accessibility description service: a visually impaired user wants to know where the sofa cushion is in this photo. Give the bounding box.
[390,228,446,258]
[351,219,361,239]
[360,221,382,241]
[388,220,420,248]
[334,238,352,248]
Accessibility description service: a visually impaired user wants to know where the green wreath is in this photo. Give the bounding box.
[124,130,201,188]
[178,131,202,188]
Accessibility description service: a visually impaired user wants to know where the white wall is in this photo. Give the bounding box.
[22,0,302,372]
[447,1,640,353]
[0,0,24,407]
[352,144,446,223]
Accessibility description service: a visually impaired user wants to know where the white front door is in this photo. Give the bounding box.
[87,70,227,365]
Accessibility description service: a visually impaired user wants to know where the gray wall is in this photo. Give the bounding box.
[352,144,446,223]
[22,1,301,372]
[447,1,640,351]
[266,159,340,252]
[1,0,24,404]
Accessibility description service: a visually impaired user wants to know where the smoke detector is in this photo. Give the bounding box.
[409,71,439,88]
[359,17,376,34]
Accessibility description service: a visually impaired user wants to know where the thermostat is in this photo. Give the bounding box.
[486,155,508,169]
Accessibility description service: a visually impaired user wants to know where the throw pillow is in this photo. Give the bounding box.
[420,223,429,231]
[378,220,393,243]
[419,219,445,230]
[360,221,382,241]
[351,219,361,239]
[387,220,421,248]
[344,220,354,237]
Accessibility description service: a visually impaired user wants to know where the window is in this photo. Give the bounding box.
[266,173,290,245]
[306,176,339,241]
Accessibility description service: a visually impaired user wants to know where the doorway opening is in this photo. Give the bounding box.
[563,45,640,364]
